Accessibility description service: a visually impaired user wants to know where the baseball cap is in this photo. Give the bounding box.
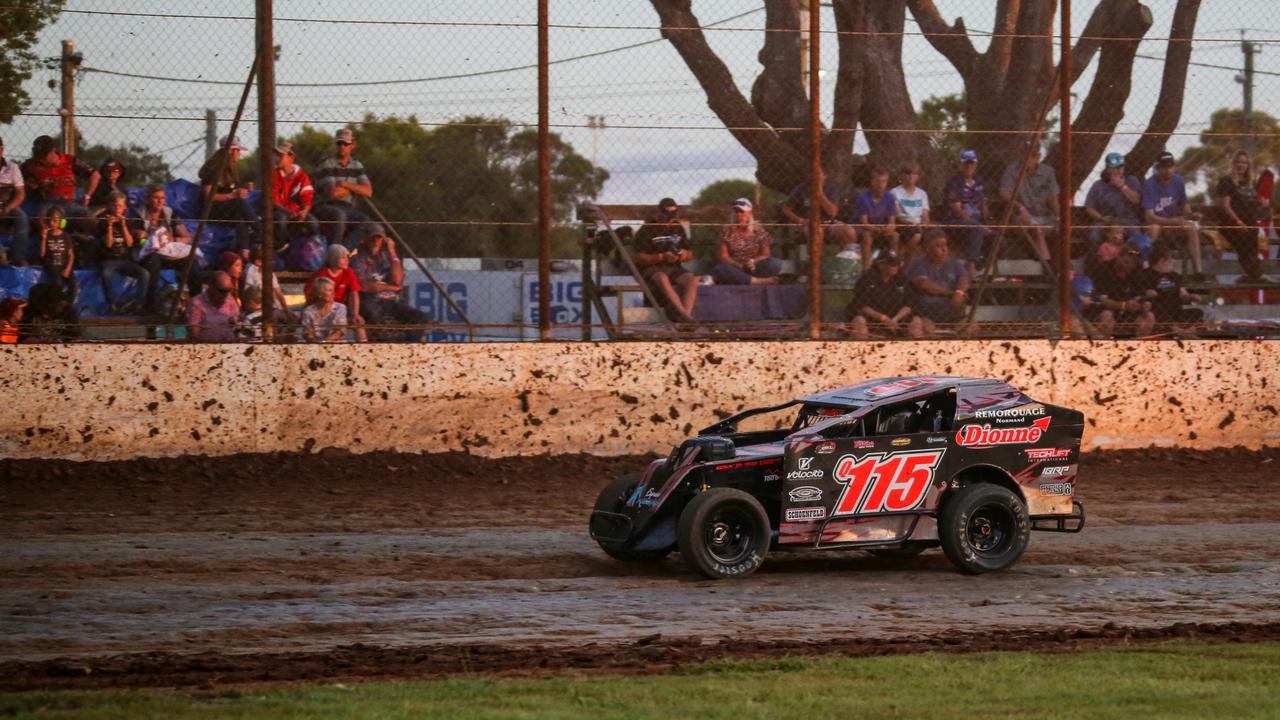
[273,141,296,157]
[959,149,978,163]
[732,197,753,212]
[874,251,900,265]
[657,197,677,210]
[220,135,249,152]
[1156,151,1176,166]
[1104,152,1125,168]
[334,128,355,144]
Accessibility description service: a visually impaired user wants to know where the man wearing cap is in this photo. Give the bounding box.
[20,135,99,230]
[942,149,993,277]
[1091,238,1155,337]
[0,135,32,265]
[633,197,698,324]
[998,144,1059,272]
[844,251,918,339]
[272,141,317,245]
[711,197,781,285]
[197,135,257,256]
[1084,152,1151,259]
[1141,151,1205,280]
[313,128,374,247]
[350,226,431,341]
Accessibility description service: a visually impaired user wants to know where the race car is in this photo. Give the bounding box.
[589,376,1085,578]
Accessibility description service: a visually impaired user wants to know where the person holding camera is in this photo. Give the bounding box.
[97,191,150,313]
[632,197,699,325]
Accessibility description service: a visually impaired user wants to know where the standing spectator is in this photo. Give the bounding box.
[943,149,993,278]
[0,135,32,265]
[305,243,367,341]
[843,252,918,339]
[21,135,99,229]
[998,145,1058,272]
[779,167,858,252]
[272,141,317,247]
[1215,149,1270,283]
[197,135,256,256]
[131,184,192,311]
[906,228,977,337]
[1139,243,1203,334]
[351,227,430,340]
[1092,240,1155,337]
[39,206,76,296]
[313,128,373,247]
[890,162,929,263]
[1084,152,1152,261]
[710,198,781,285]
[186,270,240,341]
[851,167,900,266]
[0,297,25,344]
[301,276,348,343]
[1141,151,1205,280]
[97,192,150,312]
[632,197,698,324]
[87,159,127,216]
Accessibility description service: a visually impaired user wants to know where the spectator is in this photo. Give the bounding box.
[21,282,80,342]
[1141,151,1205,280]
[38,206,76,296]
[0,297,24,344]
[890,162,929,263]
[943,149,993,278]
[1086,224,1127,280]
[1084,152,1152,262]
[1215,149,1270,283]
[779,167,858,253]
[87,159,127,217]
[197,135,256,256]
[132,184,192,311]
[187,270,240,341]
[305,243,367,341]
[843,251,918,339]
[242,246,298,327]
[1139,243,1203,335]
[313,128,374,247]
[97,191,150,313]
[20,135,98,230]
[710,198,781,286]
[1070,274,1115,338]
[351,227,430,341]
[1092,239,1155,337]
[851,167,900,266]
[238,286,264,339]
[216,251,245,305]
[632,197,698,324]
[998,144,1058,272]
[301,275,348,343]
[0,135,32,265]
[906,228,977,337]
[272,141,317,247]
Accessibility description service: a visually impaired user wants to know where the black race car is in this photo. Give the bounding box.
[590,376,1085,578]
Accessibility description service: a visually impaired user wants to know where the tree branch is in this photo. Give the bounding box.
[905,0,980,77]
[751,0,811,156]
[1127,0,1200,174]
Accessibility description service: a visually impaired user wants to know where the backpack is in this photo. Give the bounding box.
[287,235,327,272]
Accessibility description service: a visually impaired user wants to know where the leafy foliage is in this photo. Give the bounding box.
[1176,108,1280,188]
[0,0,65,124]
[76,141,174,186]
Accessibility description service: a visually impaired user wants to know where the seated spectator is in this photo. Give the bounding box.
[87,159,127,217]
[851,167,899,266]
[1070,274,1115,338]
[779,167,858,253]
[632,197,698,324]
[1092,239,1155,337]
[1084,152,1153,262]
[1215,149,1270,283]
[1091,225,1127,268]
[351,227,430,341]
[906,228,977,337]
[131,184,192,311]
[238,286,264,339]
[1140,244,1203,334]
[187,270,240,341]
[216,251,244,305]
[843,252,919,339]
[890,162,929,263]
[197,135,256,256]
[305,243,367,341]
[301,275,348,343]
[710,198,782,286]
[272,141,317,248]
[998,144,1058,272]
[0,134,33,265]
[0,297,24,344]
[943,149,994,278]
[1142,151,1205,280]
[39,206,76,297]
[21,135,99,231]
[22,281,81,342]
[97,192,150,313]
[313,128,374,248]
[242,246,298,327]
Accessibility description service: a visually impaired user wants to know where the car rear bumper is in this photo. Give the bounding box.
[1030,500,1085,533]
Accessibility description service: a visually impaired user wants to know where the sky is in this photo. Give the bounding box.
[6,0,1279,206]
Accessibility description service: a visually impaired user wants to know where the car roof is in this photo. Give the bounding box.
[797,376,1016,408]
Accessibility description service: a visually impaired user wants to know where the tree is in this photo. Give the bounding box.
[1,1,65,124]
[1175,108,1280,189]
[77,141,174,186]
[691,178,784,209]
[650,0,1201,198]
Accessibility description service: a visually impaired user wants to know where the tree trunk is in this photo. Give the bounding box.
[1126,0,1201,176]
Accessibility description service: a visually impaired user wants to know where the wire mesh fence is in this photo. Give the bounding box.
[1,0,1278,343]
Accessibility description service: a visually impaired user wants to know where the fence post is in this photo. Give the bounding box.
[1058,0,1073,335]
[256,0,276,339]
[537,0,552,341]
[807,1,822,340]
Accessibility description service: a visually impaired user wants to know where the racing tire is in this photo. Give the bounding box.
[677,488,770,580]
[938,483,1030,574]
[592,474,671,563]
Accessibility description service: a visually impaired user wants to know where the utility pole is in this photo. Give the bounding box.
[256,0,277,338]
[799,0,812,89]
[1237,32,1261,152]
[59,40,83,155]
[205,109,218,160]
[586,115,605,173]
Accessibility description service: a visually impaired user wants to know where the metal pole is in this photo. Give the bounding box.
[1242,36,1255,153]
[256,0,276,339]
[205,110,218,161]
[807,0,822,339]
[60,40,76,155]
[537,0,552,341]
[1058,0,1073,335]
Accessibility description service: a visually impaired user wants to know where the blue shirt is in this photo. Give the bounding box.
[943,174,986,221]
[852,189,897,225]
[1084,175,1143,225]
[906,257,969,316]
[1141,174,1188,219]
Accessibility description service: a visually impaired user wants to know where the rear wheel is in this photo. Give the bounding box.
[677,488,770,579]
[592,474,670,562]
[938,483,1030,574]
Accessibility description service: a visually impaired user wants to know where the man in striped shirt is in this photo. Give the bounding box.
[313,128,373,248]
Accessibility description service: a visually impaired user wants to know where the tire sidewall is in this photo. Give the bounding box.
[939,483,1030,574]
[677,488,770,579]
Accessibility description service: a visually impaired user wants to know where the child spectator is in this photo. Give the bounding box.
[237,286,264,339]
[272,142,317,247]
[843,252,918,339]
[305,243,366,341]
[39,206,76,297]
[1139,244,1203,334]
[242,246,298,327]
[890,162,929,262]
[1085,225,1127,280]
[87,159,127,216]
[710,198,781,285]
[851,167,899,266]
[301,275,348,342]
[97,191,150,313]
[0,297,25,343]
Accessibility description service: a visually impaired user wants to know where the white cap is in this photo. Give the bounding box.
[733,197,753,211]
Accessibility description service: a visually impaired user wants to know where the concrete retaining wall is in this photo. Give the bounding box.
[2,340,1277,461]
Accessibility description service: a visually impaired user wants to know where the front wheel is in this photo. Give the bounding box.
[938,483,1030,574]
[677,488,770,579]
[592,474,670,563]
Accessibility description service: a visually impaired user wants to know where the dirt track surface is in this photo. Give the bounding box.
[3,446,1280,690]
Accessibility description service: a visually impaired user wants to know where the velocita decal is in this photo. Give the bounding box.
[956,416,1051,447]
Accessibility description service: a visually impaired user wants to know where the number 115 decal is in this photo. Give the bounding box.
[831,449,946,515]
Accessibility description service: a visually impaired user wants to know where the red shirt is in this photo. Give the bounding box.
[274,165,314,214]
[306,267,362,303]
[21,153,95,203]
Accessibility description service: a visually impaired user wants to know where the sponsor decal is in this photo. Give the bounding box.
[854,440,876,449]
[636,488,662,507]
[786,456,825,481]
[788,485,823,503]
[831,449,946,515]
[865,377,943,397]
[763,473,781,483]
[714,456,784,472]
[956,417,1051,447]
[817,407,847,417]
[927,435,948,444]
[1025,447,1071,460]
[816,441,836,455]
[891,437,911,447]
[1038,482,1073,496]
[974,404,1047,423]
[785,506,827,522]
[1040,465,1073,478]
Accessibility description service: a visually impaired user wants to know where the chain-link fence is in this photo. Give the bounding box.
[1,1,1277,342]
